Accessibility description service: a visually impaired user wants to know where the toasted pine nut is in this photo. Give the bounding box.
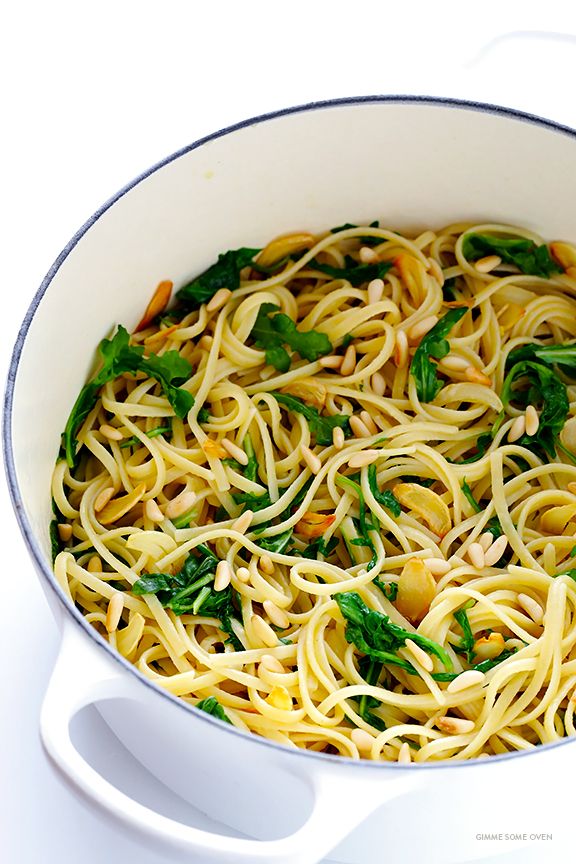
[393,330,409,367]
[404,638,434,672]
[266,685,292,711]
[474,255,502,273]
[260,554,275,575]
[236,566,251,583]
[525,405,540,437]
[319,355,343,369]
[301,445,322,475]
[371,371,386,397]
[94,486,115,514]
[214,560,232,592]
[144,499,164,523]
[479,532,493,552]
[351,728,374,753]
[348,450,380,469]
[467,542,485,569]
[446,670,486,693]
[464,366,492,386]
[407,315,439,343]
[349,415,372,438]
[198,335,213,351]
[165,490,196,520]
[100,423,124,441]
[367,278,384,304]
[340,344,357,376]
[359,246,378,264]
[359,411,378,435]
[263,600,290,629]
[57,523,72,542]
[252,614,278,647]
[425,558,452,576]
[484,534,508,567]
[436,716,475,735]
[441,354,470,372]
[106,592,125,633]
[508,415,526,443]
[373,413,387,431]
[206,287,232,312]
[260,654,284,673]
[333,426,345,449]
[397,742,412,763]
[221,438,249,465]
[517,593,544,624]
[87,555,102,573]
[232,510,253,534]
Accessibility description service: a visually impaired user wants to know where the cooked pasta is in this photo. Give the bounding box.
[51,221,576,762]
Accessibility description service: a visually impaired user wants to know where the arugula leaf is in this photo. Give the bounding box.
[272,392,351,445]
[310,256,392,286]
[462,233,561,278]
[335,592,452,673]
[367,464,401,516]
[195,696,231,724]
[341,333,354,350]
[442,277,457,302]
[120,424,172,449]
[243,435,258,482]
[373,577,399,601]
[461,479,482,513]
[330,220,381,246]
[355,657,387,731]
[258,529,293,554]
[453,607,476,664]
[251,303,332,372]
[502,360,569,461]
[177,248,260,308]
[232,489,272,514]
[400,475,435,487]
[62,326,193,467]
[410,307,468,402]
[555,568,576,582]
[336,475,378,568]
[432,648,516,682]
[197,406,210,423]
[301,535,339,559]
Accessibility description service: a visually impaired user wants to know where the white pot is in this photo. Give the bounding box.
[5,97,576,864]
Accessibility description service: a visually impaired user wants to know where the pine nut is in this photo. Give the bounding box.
[436,716,475,735]
[359,411,378,435]
[144,499,164,523]
[393,330,409,367]
[373,413,387,431]
[206,287,232,312]
[333,426,345,449]
[508,414,526,443]
[232,510,253,534]
[348,450,380,469]
[371,371,386,397]
[397,742,412,763]
[483,534,508,567]
[407,315,439,343]
[236,566,251,583]
[87,555,102,573]
[525,405,540,437]
[301,445,322,474]
[266,685,292,711]
[260,554,275,575]
[263,599,290,629]
[94,486,115,514]
[340,344,357,376]
[106,592,125,633]
[214,560,232,591]
[100,424,124,441]
[252,614,278,647]
[464,366,492,386]
[425,558,451,576]
[474,255,502,273]
[349,415,372,438]
[260,654,284,673]
[404,638,434,672]
[517,593,544,624]
[319,355,343,369]
[441,354,470,372]
[198,335,213,351]
[467,542,485,569]
[57,523,72,542]
[367,278,384,304]
[359,246,378,264]
[165,490,197,520]
[351,728,374,753]
[221,438,249,465]
[446,670,486,693]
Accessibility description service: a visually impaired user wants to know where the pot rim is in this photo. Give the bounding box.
[5,93,576,772]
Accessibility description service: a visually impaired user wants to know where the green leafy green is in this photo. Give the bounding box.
[336,475,378,568]
[177,248,260,308]
[195,696,231,723]
[367,464,401,517]
[341,333,354,350]
[400,475,435,487]
[442,276,457,302]
[272,392,351,445]
[197,406,210,424]
[461,479,482,513]
[555,568,576,582]
[243,435,258,482]
[453,607,476,664]
[300,535,339,559]
[310,256,392,286]
[258,529,293,554]
[62,326,193,467]
[330,220,381,246]
[355,657,387,730]
[373,577,399,601]
[502,361,569,461]
[232,489,272,514]
[410,307,468,402]
[432,648,516,682]
[120,424,172,449]
[250,303,333,372]
[462,234,561,278]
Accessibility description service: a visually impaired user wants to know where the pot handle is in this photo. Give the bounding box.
[41,621,421,864]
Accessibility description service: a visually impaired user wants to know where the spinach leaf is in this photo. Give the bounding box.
[300,535,339,559]
[453,607,476,664]
[462,234,561,278]
[442,277,457,302]
[310,256,392,286]
[373,577,399,601]
[197,406,210,424]
[330,220,381,246]
[410,307,468,402]
[250,303,332,372]
[62,326,193,467]
[232,489,272,514]
[502,360,569,461]
[195,696,231,724]
[177,248,260,308]
[272,392,351,445]
[258,528,293,554]
[367,464,401,516]
[400,475,435,487]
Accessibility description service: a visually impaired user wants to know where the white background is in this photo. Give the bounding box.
[3,2,576,862]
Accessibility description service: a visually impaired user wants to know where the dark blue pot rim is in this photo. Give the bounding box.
[4,94,576,773]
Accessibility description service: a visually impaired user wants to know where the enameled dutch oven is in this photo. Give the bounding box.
[5,97,576,864]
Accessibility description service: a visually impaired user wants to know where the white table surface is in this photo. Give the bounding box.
[3,3,576,862]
